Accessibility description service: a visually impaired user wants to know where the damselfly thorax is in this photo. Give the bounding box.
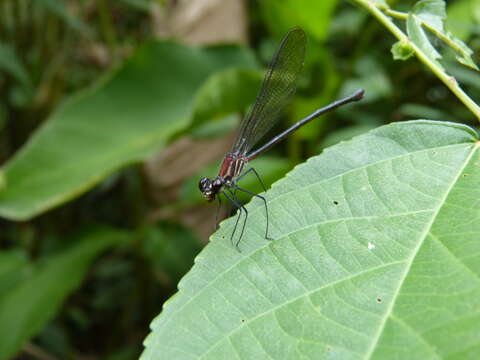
[219,153,247,180]
[198,152,248,202]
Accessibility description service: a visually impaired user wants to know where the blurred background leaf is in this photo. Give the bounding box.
[0,42,256,220]
[0,0,479,358]
[0,43,31,90]
[36,0,90,33]
[0,227,126,359]
[0,43,33,107]
[259,0,338,41]
[139,223,202,282]
[0,250,29,299]
[446,0,480,40]
[191,68,261,129]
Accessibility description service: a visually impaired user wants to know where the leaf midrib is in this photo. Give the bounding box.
[363,142,479,359]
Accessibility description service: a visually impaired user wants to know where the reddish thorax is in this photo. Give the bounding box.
[218,153,246,181]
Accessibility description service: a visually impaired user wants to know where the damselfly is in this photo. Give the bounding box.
[199,27,364,250]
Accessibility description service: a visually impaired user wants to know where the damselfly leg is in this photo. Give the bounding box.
[235,167,272,241]
[233,184,272,241]
[236,168,268,192]
[214,196,222,231]
[222,190,248,252]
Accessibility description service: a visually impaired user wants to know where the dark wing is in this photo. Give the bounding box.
[232,27,306,155]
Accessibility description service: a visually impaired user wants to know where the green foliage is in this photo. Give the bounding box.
[259,0,338,41]
[0,228,126,359]
[192,68,261,128]
[409,0,478,70]
[341,57,393,104]
[0,42,256,220]
[399,103,455,122]
[357,0,480,121]
[118,0,153,12]
[0,43,33,106]
[0,250,28,299]
[1,0,480,358]
[36,0,90,33]
[407,13,443,68]
[371,0,388,9]
[140,224,202,281]
[391,39,414,60]
[446,0,480,40]
[0,43,31,89]
[385,0,479,71]
[142,121,480,359]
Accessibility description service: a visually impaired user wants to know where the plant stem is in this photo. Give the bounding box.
[354,0,480,122]
[384,9,407,20]
[385,9,468,56]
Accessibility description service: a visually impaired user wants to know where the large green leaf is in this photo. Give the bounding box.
[0,42,256,220]
[141,120,480,359]
[0,227,127,359]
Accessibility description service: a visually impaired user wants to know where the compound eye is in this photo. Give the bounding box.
[199,177,211,191]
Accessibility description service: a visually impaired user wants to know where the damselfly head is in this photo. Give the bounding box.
[199,177,215,201]
[199,176,225,201]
